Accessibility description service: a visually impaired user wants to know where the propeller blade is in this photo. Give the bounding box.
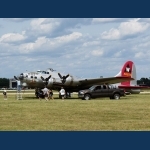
[58,73,63,79]
[65,74,69,78]
[46,75,51,81]
[58,73,69,84]
[41,76,45,81]
[41,75,51,86]
[14,76,19,80]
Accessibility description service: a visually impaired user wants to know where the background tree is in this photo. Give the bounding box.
[137,77,150,86]
[0,78,9,88]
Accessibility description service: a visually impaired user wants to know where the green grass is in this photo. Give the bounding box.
[0,93,150,131]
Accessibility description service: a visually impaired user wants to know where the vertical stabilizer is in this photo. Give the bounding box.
[115,61,137,86]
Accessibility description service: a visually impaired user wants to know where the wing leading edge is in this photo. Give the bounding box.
[79,76,134,87]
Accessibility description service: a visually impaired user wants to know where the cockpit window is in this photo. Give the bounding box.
[49,68,54,71]
[46,72,49,74]
[42,71,46,74]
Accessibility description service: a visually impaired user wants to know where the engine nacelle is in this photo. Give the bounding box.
[64,76,80,86]
[47,78,54,88]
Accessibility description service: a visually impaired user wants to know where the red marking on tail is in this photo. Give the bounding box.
[121,61,133,86]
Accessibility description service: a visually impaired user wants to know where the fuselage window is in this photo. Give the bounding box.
[31,76,33,78]
[42,71,46,74]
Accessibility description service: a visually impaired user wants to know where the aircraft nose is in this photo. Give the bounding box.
[19,73,24,80]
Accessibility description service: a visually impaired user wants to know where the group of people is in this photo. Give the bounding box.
[35,86,66,101]
[35,86,54,101]
[3,86,66,101]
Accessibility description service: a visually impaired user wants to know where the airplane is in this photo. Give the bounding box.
[14,62,134,96]
[112,60,150,94]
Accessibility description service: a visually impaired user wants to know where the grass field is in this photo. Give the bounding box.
[0,92,150,131]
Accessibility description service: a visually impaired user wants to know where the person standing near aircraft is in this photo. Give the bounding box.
[35,87,39,98]
[3,88,7,100]
[59,87,65,100]
[38,88,44,100]
[49,89,54,100]
[43,86,49,101]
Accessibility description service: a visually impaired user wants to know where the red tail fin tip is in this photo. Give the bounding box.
[116,61,137,86]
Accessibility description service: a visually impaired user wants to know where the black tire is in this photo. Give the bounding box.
[84,94,91,100]
[113,93,120,100]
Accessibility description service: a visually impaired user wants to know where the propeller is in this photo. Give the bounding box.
[41,75,51,86]
[14,76,19,81]
[58,73,69,84]
[14,73,24,81]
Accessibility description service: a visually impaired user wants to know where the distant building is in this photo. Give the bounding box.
[9,78,17,88]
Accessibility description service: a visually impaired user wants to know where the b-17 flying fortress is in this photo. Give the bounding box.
[14,61,135,94]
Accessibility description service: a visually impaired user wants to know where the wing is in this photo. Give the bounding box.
[79,76,134,87]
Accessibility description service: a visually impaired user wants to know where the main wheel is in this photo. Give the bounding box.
[113,94,120,100]
[84,94,91,100]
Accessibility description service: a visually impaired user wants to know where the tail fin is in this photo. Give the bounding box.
[115,61,137,86]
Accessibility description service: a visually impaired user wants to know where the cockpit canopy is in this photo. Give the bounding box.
[36,70,49,74]
[36,68,55,74]
[47,68,55,72]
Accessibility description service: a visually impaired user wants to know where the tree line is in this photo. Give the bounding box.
[0,78,9,88]
[137,78,150,86]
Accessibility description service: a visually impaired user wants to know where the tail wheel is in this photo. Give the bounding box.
[113,93,120,100]
[84,94,91,100]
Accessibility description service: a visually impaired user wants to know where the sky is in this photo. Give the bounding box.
[0,18,150,80]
